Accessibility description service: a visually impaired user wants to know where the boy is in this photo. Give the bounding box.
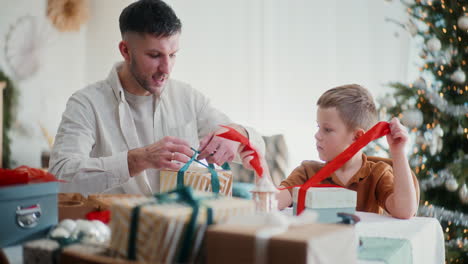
[243,84,419,219]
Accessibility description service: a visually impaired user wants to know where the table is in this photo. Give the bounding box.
[356,212,444,264]
[3,210,445,264]
[281,208,445,263]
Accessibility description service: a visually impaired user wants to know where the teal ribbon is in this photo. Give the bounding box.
[176,148,231,194]
[49,232,85,264]
[127,186,217,262]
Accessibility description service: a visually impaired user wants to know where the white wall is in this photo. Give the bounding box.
[165,0,412,169]
[1,0,411,171]
[0,0,87,168]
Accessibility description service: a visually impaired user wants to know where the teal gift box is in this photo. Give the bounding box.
[0,182,58,247]
[292,186,357,223]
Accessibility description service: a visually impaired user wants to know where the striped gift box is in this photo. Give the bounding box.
[160,166,233,196]
[108,191,254,263]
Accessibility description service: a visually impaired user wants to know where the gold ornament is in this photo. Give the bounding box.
[47,0,89,32]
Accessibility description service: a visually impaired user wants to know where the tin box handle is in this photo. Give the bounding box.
[16,204,42,228]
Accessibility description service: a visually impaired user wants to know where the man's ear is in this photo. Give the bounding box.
[353,128,365,141]
[119,41,130,61]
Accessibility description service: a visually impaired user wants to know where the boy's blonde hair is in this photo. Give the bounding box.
[317,84,377,131]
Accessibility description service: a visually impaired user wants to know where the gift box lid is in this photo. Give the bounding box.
[292,187,357,209]
[0,182,58,201]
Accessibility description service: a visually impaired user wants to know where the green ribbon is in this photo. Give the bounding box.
[127,186,218,262]
[49,232,85,264]
[176,148,231,194]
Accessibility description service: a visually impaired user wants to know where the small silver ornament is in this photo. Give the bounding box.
[419,50,428,59]
[445,178,459,192]
[401,109,424,128]
[426,38,441,52]
[406,20,418,36]
[459,184,468,204]
[458,15,468,31]
[458,124,464,134]
[429,124,444,155]
[413,78,427,90]
[450,69,466,84]
[378,95,396,108]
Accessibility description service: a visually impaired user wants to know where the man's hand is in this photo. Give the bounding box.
[197,126,244,166]
[128,136,194,177]
[386,117,409,156]
[239,146,270,179]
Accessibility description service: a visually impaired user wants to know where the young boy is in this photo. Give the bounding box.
[243,84,419,219]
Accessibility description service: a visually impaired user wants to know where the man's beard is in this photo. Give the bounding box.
[129,60,153,94]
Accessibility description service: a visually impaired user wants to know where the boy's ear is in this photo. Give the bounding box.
[353,128,365,141]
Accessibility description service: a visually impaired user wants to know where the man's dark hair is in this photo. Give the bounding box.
[119,0,182,37]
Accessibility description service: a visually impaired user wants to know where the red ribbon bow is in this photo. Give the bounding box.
[216,125,264,177]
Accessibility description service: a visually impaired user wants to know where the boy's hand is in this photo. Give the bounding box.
[386,117,409,155]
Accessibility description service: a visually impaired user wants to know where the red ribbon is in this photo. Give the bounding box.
[295,121,390,215]
[86,210,111,224]
[217,125,264,177]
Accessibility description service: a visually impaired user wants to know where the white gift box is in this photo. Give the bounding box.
[292,187,357,222]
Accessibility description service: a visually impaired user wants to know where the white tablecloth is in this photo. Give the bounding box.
[356,211,445,264]
[281,208,445,263]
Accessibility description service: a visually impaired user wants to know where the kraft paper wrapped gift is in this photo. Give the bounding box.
[292,187,357,222]
[88,194,144,211]
[108,187,255,263]
[205,212,358,264]
[160,164,233,196]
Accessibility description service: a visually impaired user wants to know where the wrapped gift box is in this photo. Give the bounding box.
[0,182,58,247]
[108,188,254,263]
[23,218,112,264]
[61,243,139,264]
[160,165,233,196]
[23,239,117,264]
[58,193,100,221]
[88,194,144,211]
[292,187,357,223]
[205,222,357,264]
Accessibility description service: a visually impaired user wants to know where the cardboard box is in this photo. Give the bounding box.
[58,193,100,221]
[205,222,357,264]
[0,182,58,247]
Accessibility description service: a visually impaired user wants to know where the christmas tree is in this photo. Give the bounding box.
[375,0,467,262]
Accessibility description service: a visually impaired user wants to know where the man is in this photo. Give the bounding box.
[49,0,264,195]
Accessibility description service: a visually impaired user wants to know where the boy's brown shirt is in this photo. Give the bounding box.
[280,154,420,214]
